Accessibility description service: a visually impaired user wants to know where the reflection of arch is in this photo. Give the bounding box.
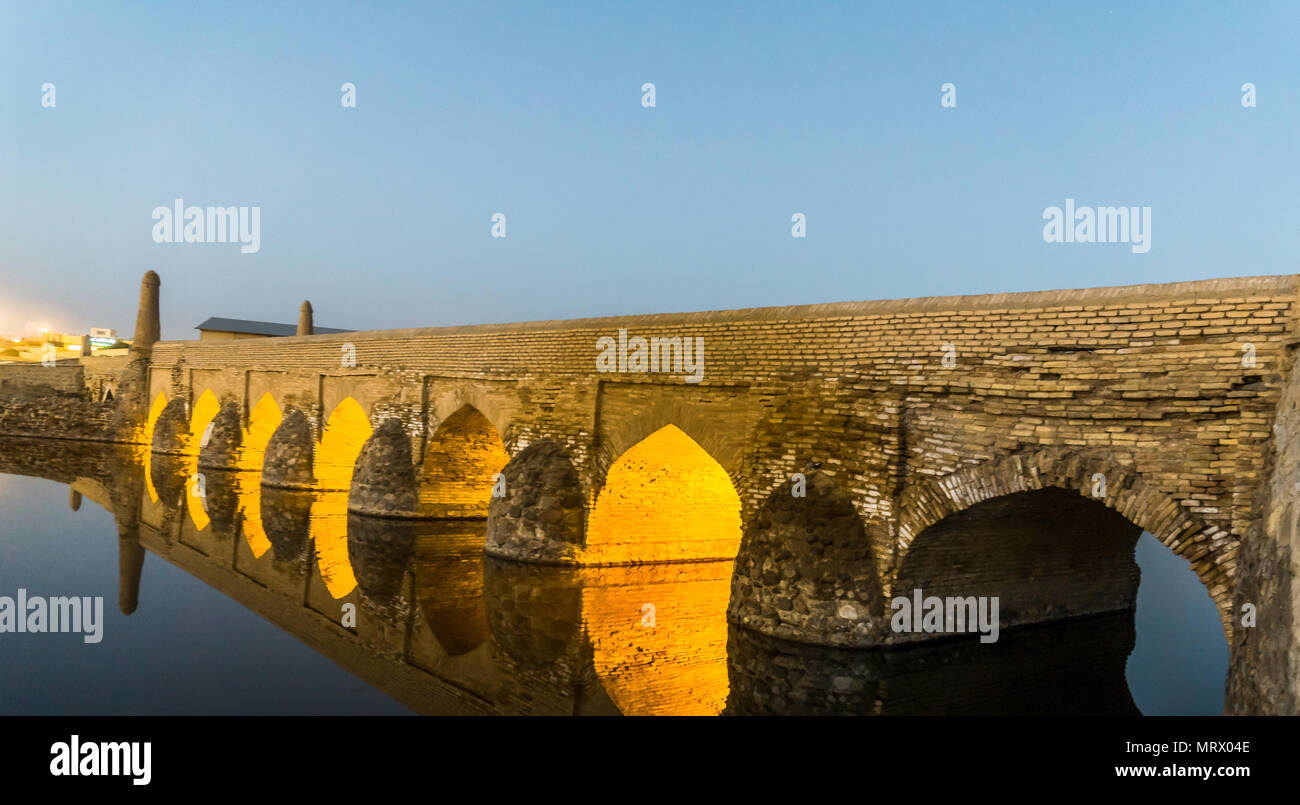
[150,398,189,454]
[311,491,357,598]
[236,473,271,558]
[583,561,733,716]
[262,409,313,489]
[419,405,508,518]
[729,472,885,647]
[724,614,1139,715]
[260,486,312,562]
[897,447,1233,638]
[149,451,187,509]
[486,440,585,562]
[414,520,489,656]
[239,393,282,472]
[347,513,417,606]
[316,398,371,492]
[585,425,742,564]
[190,468,239,537]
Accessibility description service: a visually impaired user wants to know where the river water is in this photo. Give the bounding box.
[0,437,1228,715]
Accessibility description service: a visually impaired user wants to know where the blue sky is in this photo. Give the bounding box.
[1,1,1296,338]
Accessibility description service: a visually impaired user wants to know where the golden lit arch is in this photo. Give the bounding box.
[585,424,742,564]
[316,397,372,492]
[186,390,221,457]
[236,474,271,558]
[418,405,509,518]
[239,393,282,472]
[144,393,168,448]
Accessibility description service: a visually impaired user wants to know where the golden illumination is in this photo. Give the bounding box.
[239,393,281,473]
[236,472,271,558]
[582,561,733,716]
[418,406,509,518]
[585,425,742,564]
[186,390,221,456]
[311,490,357,598]
[143,394,169,503]
[144,393,168,448]
[316,397,371,492]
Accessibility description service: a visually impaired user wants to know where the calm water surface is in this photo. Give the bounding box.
[0,439,1228,715]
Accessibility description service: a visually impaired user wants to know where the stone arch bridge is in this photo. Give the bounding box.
[100,271,1300,714]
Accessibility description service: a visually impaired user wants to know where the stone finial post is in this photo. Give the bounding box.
[298,300,314,336]
[80,333,92,359]
[132,270,160,349]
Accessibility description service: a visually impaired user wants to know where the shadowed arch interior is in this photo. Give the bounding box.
[585,424,742,564]
[894,487,1145,640]
[149,398,189,455]
[419,405,509,518]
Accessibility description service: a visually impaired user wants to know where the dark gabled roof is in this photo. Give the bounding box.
[195,317,352,337]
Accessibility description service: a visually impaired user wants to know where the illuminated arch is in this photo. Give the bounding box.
[150,398,189,455]
[185,390,221,457]
[585,425,742,564]
[236,473,271,558]
[239,393,282,473]
[144,393,168,449]
[316,398,372,492]
[418,405,509,518]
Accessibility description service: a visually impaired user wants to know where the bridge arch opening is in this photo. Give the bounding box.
[261,409,314,489]
[316,397,372,492]
[239,393,282,473]
[149,398,189,455]
[418,405,509,519]
[896,486,1228,714]
[198,401,242,469]
[185,390,221,458]
[585,424,742,564]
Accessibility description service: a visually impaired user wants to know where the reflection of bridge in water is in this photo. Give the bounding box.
[0,436,1143,715]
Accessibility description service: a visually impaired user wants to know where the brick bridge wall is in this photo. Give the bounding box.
[124,275,1294,627]
[16,272,1298,712]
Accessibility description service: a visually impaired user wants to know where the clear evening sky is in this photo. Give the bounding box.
[1,1,1296,339]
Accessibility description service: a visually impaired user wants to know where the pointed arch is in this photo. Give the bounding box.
[239,393,282,472]
[418,405,509,518]
[185,390,221,458]
[316,397,371,492]
[585,424,742,564]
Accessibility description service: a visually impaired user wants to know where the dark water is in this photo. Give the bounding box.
[0,440,1227,715]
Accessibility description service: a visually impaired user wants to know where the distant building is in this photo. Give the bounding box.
[195,317,351,341]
